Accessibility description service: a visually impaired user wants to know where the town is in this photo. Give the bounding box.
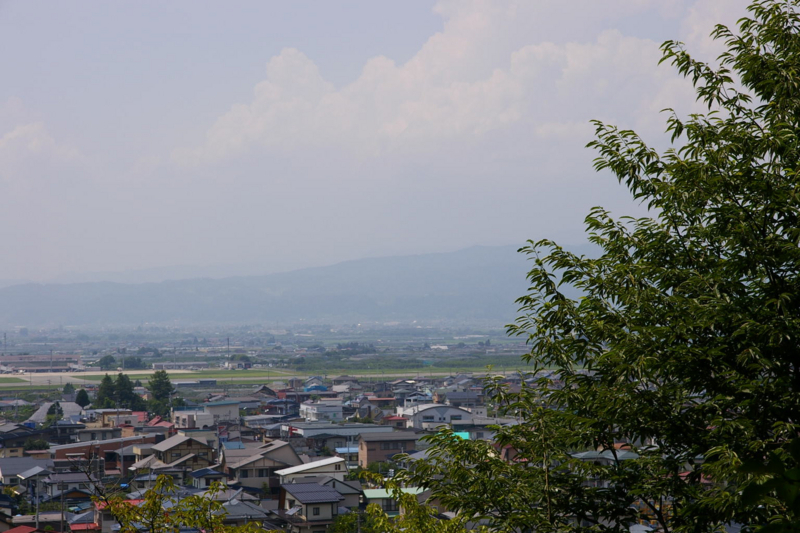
[0,322,530,532]
[0,345,530,533]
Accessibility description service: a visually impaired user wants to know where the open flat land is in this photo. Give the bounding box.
[0,365,506,389]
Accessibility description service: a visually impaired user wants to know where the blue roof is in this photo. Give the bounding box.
[335,447,358,454]
[222,441,246,450]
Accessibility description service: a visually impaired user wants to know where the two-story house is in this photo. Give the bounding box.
[358,432,418,468]
[0,424,48,458]
[42,471,99,501]
[299,400,342,422]
[222,440,302,496]
[275,483,344,533]
[150,434,214,469]
[443,391,480,409]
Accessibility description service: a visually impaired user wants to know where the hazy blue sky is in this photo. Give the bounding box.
[0,0,748,281]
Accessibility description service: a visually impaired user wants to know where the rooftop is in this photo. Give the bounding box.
[275,456,345,477]
[358,431,418,442]
[281,482,344,504]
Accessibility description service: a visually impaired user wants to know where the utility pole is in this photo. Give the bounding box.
[34,478,40,530]
[60,481,65,533]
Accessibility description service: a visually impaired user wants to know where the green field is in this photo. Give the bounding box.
[0,384,61,391]
[80,369,289,382]
[0,377,26,383]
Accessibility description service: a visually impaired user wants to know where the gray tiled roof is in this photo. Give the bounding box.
[220,499,270,519]
[0,457,54,477]
[281,483,344,504]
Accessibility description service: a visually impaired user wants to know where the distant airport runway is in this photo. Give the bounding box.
[0,367,487,388]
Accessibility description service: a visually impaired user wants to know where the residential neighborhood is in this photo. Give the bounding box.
[0,368,533,533]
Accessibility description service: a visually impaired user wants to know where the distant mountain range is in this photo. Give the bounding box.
[0,245,594,327]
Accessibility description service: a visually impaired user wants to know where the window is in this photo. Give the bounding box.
[288,499,295,508]
[199,452,208,457]
[422,415,434,422]
[91,433,96,440]
[172,452,181,459]
[313,507,320,516]
[382,499,398,512]
[476,432,485,439]
[240,469,249,478]
[335,464,341,471]
[258,469,268,477]
[451,415,462,421]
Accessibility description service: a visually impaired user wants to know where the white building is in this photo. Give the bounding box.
[396,403,473,430]
[299,400,343,422]
[172,400,240,429]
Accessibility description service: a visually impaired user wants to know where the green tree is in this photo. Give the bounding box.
[114,373,146,411]
[62,382,75,395]
[42,401,64,428]
[23,438,50,450]
[329,475,484,533]
[399,3,800,532]
[95,374,116,408]
[121,356,147,370]
[96,355,117,370]
[75,388,91,408]
[146,370,174,417]
[101,475,263,533]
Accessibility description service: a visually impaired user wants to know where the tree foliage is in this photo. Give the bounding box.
[330,477,486,533]
[24,438,50,450]
[114,373,146,410]
[42,401,64,428]
[94,374,147,410]
[75,388,91,408]
[95,374,116,408]
[147,370,174,417]
[101,475,264,533]
[398,2,800,532]
[62,382,75,395]
[96,355,117,370]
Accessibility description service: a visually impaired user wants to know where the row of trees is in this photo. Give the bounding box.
[95,354,149,370]
[94,370,177,416]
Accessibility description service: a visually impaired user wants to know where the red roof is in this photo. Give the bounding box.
[69,524,100,531]
[384,416,407,420]
[6,526,39,533]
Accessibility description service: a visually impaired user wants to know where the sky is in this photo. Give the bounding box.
[0,0,749,282]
